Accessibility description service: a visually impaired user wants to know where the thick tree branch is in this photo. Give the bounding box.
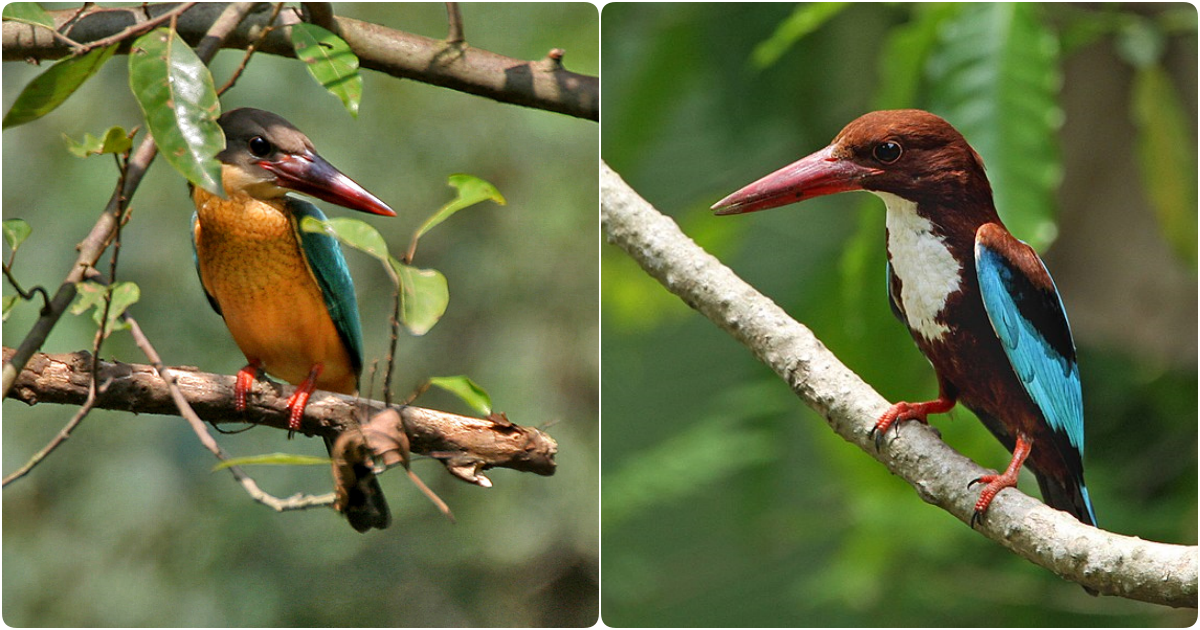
[599,162,1196,607]
[4,347,558,484]
[2,3,598,121]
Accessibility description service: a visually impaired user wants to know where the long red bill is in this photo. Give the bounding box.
[263,150,396,217]
[711,145,878,216]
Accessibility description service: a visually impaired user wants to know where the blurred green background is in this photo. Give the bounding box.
[4,3,597,626]
[602,3,1195,626]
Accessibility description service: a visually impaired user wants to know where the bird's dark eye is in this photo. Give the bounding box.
[248,136,272,157]
[873,141,903,164]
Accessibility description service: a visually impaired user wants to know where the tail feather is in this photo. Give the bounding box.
[1034,472,1096,527]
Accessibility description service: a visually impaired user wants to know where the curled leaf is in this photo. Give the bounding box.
[64,126,133,158]
[415,174,507,241]
[429,375,492,416]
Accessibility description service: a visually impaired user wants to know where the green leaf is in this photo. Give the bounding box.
[415,174,506,241]
[212,453,330,471]
[70,280,140,333]
[428,375,492,415]
[872,4,958,109]
[290,23,362,117]
[3,3,55,29]
[751,2,849,70]
[64,126,133,158]
[128,27,223,195]
[3,219,31,252]
[1132,66,1197,264]
[2,44,118,129]
[391,260,449,335]
[927,3,1063,250]
[3,294,20,321]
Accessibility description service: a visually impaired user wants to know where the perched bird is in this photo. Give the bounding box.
[711,109,1096,528]
[191,107,395,532]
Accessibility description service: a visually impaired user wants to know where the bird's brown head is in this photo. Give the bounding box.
[712,109,993,215]
[216,107,395,216]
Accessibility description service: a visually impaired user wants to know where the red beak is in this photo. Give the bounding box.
[711,145,880,215]
[262,150,396,217]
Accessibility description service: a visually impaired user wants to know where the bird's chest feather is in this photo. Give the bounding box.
[192,189,354,391]
[878,192,963,342]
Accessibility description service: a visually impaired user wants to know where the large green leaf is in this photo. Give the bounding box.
[927,3,1063,250]
[128,28,223,195]
[2,44,118,129]
[1132,66,1197,265]
[290,23,362,117]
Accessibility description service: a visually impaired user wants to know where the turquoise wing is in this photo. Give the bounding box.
[289,199,366,376]
[974,227,1083,455]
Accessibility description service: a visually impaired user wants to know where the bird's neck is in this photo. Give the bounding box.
[193,187,296,241]
[876,191,992,343]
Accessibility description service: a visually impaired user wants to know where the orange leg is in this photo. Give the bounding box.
[869,394,956,449]
[234,360,263,412]
[968,432,1032,528]
[285,363,324,434]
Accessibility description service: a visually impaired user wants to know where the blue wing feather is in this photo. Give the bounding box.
[289,199,366,376]
[974,236,1083,455]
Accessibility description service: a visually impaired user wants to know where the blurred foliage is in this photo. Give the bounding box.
[4,3,597,626]
[602,3,1195,626]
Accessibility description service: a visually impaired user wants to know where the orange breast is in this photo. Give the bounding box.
[192,187,358,395]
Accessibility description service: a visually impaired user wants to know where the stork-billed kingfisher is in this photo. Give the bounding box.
[711,109,1097,528]
[191,107,395,532]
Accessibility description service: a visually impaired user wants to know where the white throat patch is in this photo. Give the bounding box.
[876,191,961,342]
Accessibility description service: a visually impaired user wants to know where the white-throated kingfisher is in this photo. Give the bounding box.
[191,108,395,532]
[711,109,1097,528]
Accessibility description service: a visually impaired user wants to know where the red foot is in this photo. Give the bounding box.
[969,433,1032,528]
[869,395,956,449]
[234,360,263,412]
[285,364,324,435]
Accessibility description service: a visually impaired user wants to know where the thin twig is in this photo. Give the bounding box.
[123,314,334,512]
[1,375,110,486]
[384,285,400,407]
[2,264,51,313]
[216,2,284,96]
[70,2,197,55]
[445,2,464,44]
